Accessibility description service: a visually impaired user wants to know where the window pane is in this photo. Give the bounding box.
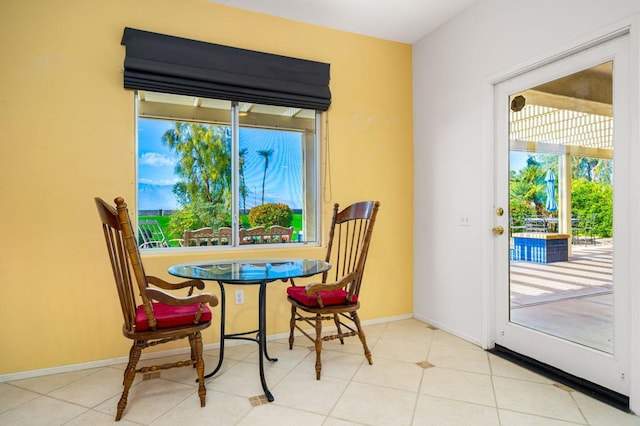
[136,92,318,249]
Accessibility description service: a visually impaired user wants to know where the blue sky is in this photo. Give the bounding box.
[137,119,304,210]
[510,151,530,171]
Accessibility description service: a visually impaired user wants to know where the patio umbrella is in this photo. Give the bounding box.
[545,169,558,213]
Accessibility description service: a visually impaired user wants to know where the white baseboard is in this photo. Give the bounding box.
[0,313,414,383]
[413,313,483,347]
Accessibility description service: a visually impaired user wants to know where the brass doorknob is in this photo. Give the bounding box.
[492,226,504,235]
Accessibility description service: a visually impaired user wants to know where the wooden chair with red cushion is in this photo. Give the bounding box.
[287,201,380,379]
[95,197,218,421]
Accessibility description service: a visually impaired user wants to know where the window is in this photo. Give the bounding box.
[137,90,320,249]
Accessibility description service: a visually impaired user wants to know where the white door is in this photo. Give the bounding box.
[493,34,630,395]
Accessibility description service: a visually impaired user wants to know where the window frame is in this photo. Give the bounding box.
[134,91,322,251]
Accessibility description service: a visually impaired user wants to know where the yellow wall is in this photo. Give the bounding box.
[0,0,413,375]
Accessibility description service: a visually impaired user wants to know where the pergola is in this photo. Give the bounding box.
[509,62,613,237]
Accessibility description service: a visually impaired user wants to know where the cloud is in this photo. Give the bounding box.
[139,177,179,185]
[140,152,175,167]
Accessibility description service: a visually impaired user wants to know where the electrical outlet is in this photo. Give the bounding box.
[459,215,471,226]
[235,290,244,304]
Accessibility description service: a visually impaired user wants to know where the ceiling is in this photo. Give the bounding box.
[209,0,477,44]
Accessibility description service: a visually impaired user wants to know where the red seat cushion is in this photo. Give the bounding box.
[135,302,212,331]
[287,286,357,307]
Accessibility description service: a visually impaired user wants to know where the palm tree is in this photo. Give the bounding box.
[257,148,273,204]
[239,148,248,213]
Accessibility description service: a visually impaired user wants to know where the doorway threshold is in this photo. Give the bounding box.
[489,344,629,412]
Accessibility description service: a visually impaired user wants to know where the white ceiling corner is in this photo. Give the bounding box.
[209,0,477,44]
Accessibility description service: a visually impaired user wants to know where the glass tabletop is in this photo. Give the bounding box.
[168,258,331,283]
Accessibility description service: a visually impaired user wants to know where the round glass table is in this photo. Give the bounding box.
[168,258,331,401]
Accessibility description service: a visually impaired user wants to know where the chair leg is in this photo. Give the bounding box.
[352,312,372,365]
[193,331,207,407]
[288,305,297,349]
[314,314,323,380]
[188,334,197,367]
[333,313,344,344]
[117,341,142,421]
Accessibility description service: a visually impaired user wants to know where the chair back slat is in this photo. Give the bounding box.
[324,201,380,298]
[96,197,156,331]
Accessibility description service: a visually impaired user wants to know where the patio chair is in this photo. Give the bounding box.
[266,225,294,243]
[95,197,218,421]
[184,227,218,246]
[573,213,596,245]
[509,216,526,235]
[287,201,380,379]
[525,215,549,233]
[239,226,266,244]
[138,219,182,248]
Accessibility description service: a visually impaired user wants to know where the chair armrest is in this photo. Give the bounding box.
[146,287,219,307]
[304,271,358,295]
[147,275,206,291]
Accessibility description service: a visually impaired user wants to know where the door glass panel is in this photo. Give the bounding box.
[508,62,614,353]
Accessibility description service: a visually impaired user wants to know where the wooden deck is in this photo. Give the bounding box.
[509,239,613,353]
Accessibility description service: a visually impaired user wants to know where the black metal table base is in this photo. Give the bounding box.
[203,280,277,401]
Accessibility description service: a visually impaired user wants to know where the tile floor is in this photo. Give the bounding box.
[2,318,639,425]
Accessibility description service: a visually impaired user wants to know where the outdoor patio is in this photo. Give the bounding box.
[509,239,613,353]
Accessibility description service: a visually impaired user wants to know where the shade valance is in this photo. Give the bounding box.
[121,27,331,111]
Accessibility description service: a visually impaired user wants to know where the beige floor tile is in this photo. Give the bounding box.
[380,318,435,340]
[272,371,348,415]
[94,378,196,424]
[217,342,259,361]
[323,418,365,426]
[351,356,424,392]
[47,367,125,408]
[8,368,104,395]
[5,318,640,426]
[571,392,640,426]
[64,408,139,425]
[420,367,496,406]
[431,329,482,351]
[427,344,491,374]
[372,335,431,363]
[498,409,586,425]
[493,376,585,423]
[413,394,500,426]
[206,360,289,399]
[330,381,416,425]
[152,391,252,426]
[236,403,326,425]
[0,395,87,425]
[293,349,365,380]
[0,382,40,413]
[488,354,554,384]
[242,340,312,370]
[362,322,392,339]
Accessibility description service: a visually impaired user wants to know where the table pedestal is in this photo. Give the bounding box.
[205,280,277,401]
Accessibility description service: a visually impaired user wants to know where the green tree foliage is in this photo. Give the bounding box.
[571,178,613,237]
[571,156,613,184]
[162,123,232,238]
[167,200,231,240]
[239,148,248,213]
[510,155,553,218]
[248,203,292,228]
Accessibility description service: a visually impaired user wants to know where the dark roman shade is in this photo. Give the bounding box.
[121,27,331,111]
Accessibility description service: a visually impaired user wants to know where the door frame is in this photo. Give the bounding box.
[480,17,640,412]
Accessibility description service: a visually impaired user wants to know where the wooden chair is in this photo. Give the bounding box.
[287,201,380,379]
[95,197,218,421]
